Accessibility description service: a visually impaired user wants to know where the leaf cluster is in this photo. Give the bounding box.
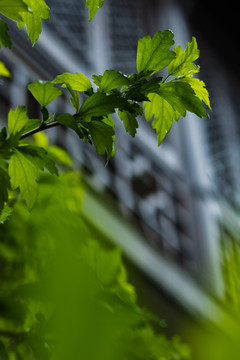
[0,28,210,219]
[0,171,191,359]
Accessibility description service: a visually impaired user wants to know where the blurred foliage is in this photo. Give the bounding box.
[0,169,191,359]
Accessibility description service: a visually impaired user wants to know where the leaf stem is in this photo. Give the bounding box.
[20,122,60,140]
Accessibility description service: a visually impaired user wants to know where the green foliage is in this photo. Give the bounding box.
[54,72,92,92]
[85,0,104,21]
[0,19,11,48]
[8,106,29,137]
[0,62,11,77]
[0,3,211,358]
[27,81,62,107]
[0,0,49,45]
[96,69,130,93]
[0,171,191,359]
[0,28,211,214]
[9,145,58,209]
[136,30,176,75]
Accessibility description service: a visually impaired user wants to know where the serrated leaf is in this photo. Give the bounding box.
[0,62,11,77]
[85,120,114,160]
[118,110,138,137]
[85,0,104,21]
[167,37,200,77]
[19,0,49,45]
[79,93,125,119]
[181,77,211,110]
[99,70,130,93]
[158,81,209,118]
[18,145,58,176]
[144,93,177,145]
[21,11,42,45]
[136,30,175,75]
[9,148,39,209]
[0,20,12,48]
[0,168,10,212]
[8,106,29,137]
[54,72,92,92]
[27,81,62,107]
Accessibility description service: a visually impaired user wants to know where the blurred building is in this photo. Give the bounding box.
[1,0,240,342]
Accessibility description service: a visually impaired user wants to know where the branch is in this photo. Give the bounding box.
[20,122,60,140]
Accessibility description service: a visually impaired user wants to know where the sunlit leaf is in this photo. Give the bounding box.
[85,0,104,21]
[167,37,200,77]
[99,70,130,93]
[9,148,39,209]
[136,30,175,75]
[158,81,209,118]
[144,93,178,145]
[27,81,62,107]
[181,77,211,110]
[0,62,11,77]
[0,0,27,22]
[8,106,29,137]
[54,72,92,92]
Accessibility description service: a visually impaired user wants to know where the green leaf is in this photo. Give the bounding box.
[136,30,175,75]
[158,81,209,118]
[9,145,58,209]
[85,0,104,21]
[0,203,13,223]
[0,20,12,48]
[92,74,102,87]
[0,0,49,45]
[56,113,84,139]
[8,106,29,137]
[121,76,162,102]
[53,72,92,92]
[118,110,138,137]
[0,0,27,22]
[0,168,10,212]
[181,77,211,110]
[23,0,49,20]
[18,145,58,176]
[144,93,178,145]
[99,70,130,93]
[85,120,114,160]
[9,148,39,209]
[27,81,62,107]
[19,0,49,45]
[0,62,11,77]
[167,37,200,77]
[79,93,125,119]
[22,118,41,134]
[63,84,80,112]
